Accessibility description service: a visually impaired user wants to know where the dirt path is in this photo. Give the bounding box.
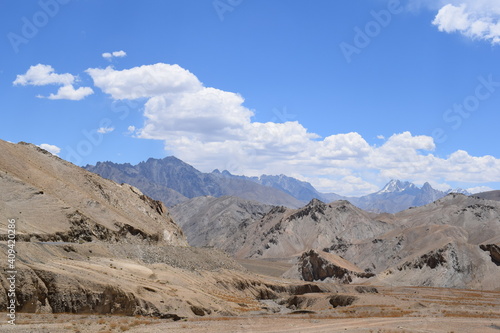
[144,317,500,333]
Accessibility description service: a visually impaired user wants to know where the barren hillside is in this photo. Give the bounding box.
[0,140,356,318]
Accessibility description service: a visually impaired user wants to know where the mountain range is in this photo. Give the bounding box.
[1,139,499,324]
[85,158,303,208]
[0,140,349,318]
[85,157,473,213]
[172,194,500,289]
[349,180,471,213]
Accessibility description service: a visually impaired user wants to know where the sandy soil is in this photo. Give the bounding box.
[1,285,498,332]
[237,258,294,277]
[0,313,498,332]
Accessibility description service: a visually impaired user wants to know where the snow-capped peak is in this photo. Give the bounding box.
[446,188,471,195]
[378,180,417,194]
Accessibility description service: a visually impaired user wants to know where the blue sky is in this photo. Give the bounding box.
[2,0,500,196]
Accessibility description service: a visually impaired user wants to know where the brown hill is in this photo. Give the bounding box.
[0,140,352,318]
[293,194,500,289]
[172,190,500,290]
[207,198,395,259]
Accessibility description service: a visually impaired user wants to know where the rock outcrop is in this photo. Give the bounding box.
[284,250,374,283]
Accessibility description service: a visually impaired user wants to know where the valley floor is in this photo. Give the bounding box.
[1,285,499,332]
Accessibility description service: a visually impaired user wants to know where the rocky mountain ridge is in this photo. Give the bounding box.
[0,140,350,318]
[86,158,481,213]
[172,192,500,290]
[85,158,303,208]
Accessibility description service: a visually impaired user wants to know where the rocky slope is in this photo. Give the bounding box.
[196,198,396,259]
[0,141,186,246]
[172,187,500,290]
[0,140,352,318]
[301,194,500,289]
[170,196,272,251]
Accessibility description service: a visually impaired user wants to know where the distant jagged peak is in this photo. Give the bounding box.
[138,155,184,164]
[377,179,472,197]
[446,188,472,195]
[377,179,418,194]
[421,182,433,190]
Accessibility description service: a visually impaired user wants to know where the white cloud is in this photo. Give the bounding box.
[377,135,385,140]
[112,50,126,57]
[127,125,136,134]
[86,64,202,99]
[46,85,94,101]
[467,185,494,194]
[38,143,61,155]
[102,50,127,60]
[13,64,74,86]
[430,1,500,45]
[87,62,500,196]
[140,88,254,142]
[14,64,93,101]
[433,4,471,33]
[97,127,114,134]
[307,176,380,196]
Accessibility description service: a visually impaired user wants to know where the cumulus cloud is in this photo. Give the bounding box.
[97,127,114,134]
[141,88,254,142]
[46,85,94,101]
[86,64,202,99]
[13,64,74,86]
[38,143,61,155]
[14,64,93,101]
[87,62,500,196]
[430,1,500,44]
[102,50,127,60]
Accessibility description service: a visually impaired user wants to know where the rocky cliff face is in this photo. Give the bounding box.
[284,250,374,283]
